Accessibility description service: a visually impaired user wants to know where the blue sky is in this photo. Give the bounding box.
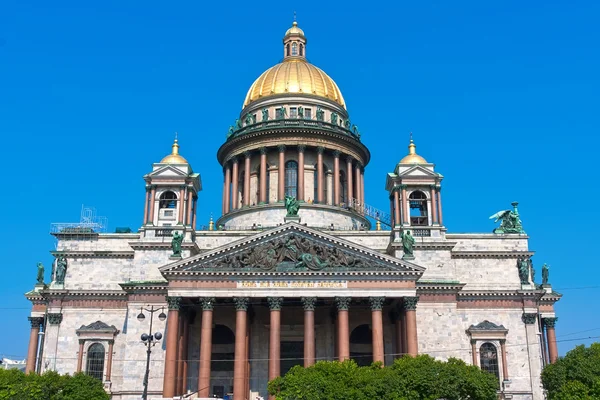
[1,0,599,359]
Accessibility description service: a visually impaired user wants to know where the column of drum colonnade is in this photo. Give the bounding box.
[221,145,366,214]
[162,296,420,400]
[388,184,444,227]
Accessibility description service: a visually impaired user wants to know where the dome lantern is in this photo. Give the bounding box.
[160,137,189,164]
[399,134,427,165]
[283,20,306,60]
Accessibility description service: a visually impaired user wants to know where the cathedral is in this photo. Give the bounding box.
[24,21,561,400]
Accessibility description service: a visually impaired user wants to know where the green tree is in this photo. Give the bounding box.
[541,343,600,400]
[0,369,109,400]
[268,355,499,400]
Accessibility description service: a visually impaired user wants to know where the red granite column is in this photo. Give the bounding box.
[76,339,84,372]
[233,297,249,400]
[394,312,403,358]
[148,186,156,224]
[401,185,408,224]
[232,157,239,210]
[179,187,185,224]
[176,315,185,394]
[162,297,181,398]
[224,163,231,213]
[105,340,114,382]
[370,297,385,364]
[181,319,190,394]
[437,188,443,225]
[393,189,401,226]
[260,148,267,204]
[268,297,283,400]
[333,150,340,205]
[302,297,316,367]
[346,157,353,203]
[471,340,477,365]
[430,185,438,225]
[186,191,193,226]
[360,168,365,204]
[404,297,418,357]
[244,151,251,207]
[336,297,351,361]
[198,297,215,397]
[545,318,559,363]
[500,339,509,379]
[317,147,324,203]
[143,187,150,225]
[298,145,305,201]
[354,163,361,207]
[192,197,197,230]
[278,145,286,201]
[25,317,43,374]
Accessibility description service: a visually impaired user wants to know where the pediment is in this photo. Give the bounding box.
[161,222,424,276]
[146,165,189,178]
[397,164,437,178]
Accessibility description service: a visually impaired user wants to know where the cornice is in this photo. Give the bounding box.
[416,281,466,293]
[50,250,134,259]
[166,270,420,279]
[451,251,534,259]
[415,242,457,250]
[119,281,169,293]
[128,241,200,254]
[458,289,545,301]
[41,290,128,299]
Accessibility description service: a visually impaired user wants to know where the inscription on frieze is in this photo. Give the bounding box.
[237,280,347,289]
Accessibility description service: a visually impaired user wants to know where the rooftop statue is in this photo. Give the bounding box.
[316,107,324,121]
[542,263,550,285]
[227,126,234,138]
[55,256,67,284]
[36,262,44,284]
[489,202,525,234]
[330,112,338,125]
[517,258,531,284]
[401,230,415,259]
[284,195,300,217]
[298,106,304,118]
[171,231,183,257]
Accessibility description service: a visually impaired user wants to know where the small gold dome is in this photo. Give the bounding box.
[243,58,346,108]
[285,21,305,37]
[399,138,428,164]
[160,139,188,164]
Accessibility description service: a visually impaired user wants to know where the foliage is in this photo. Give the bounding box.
[0,369,109,400]
[268,355,499,400]
[541,343,600,400]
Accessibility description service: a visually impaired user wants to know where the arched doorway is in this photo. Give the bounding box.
[350,324,372,366]
[209,324,235,398]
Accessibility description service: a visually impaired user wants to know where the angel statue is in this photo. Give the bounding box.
[284,195,300,217]
[542,263,550,285]
[489,202,525,234]
[171,231,183,257]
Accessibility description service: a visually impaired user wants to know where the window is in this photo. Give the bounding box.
[290,107,298,118]
[409,190,428,225]
[159,191,177,209]
[304,108,312,119]
[480,343,500,379]
[300,44,304,56]
[285,161,298,198]
[292,42,298,56]
[286,43,290,57]
[86,343,105,381]
[350,325,372,367]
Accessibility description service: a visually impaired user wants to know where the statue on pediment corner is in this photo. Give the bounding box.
[55,256,67,284]
[171,231,183,257]
[284,195,300,217]
[517,258,530,284]
[401,230,415,259]
[542,263,550,285]
[36,262,44,284]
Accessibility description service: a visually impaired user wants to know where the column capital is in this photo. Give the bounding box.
[234,297,250,311]
[107,339,115,346]
[243,150,252,159]
[79,339,86,345]
[499,339,506,345]
[278,144,286,152]
[429,184,437,190]
[399,184,408,190]
[267,297,284,311]
[369,296,385,311]
[231,156,239,164]
[298,144,306,153]
[470,339,477,345]
[345,156,354,164]
[543,317,558,328]
[522,313,538,324]
[335,296,351,311]
[167,296,182,310]
[47,313,63,325]
[317,146,325,154]
[403,296,419,311]
[260,147,268,155]
[201,297,216,311]
[332,150,341,158]
[301,297,317,311]
[28,316,44,328]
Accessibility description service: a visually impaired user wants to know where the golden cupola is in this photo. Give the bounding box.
[160,138,188,164]
[399,137,428,164]
[242,21,346,109]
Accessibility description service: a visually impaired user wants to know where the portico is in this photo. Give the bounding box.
[159,223,423,399]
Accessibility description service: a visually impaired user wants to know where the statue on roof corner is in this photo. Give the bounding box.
[401,230,415,260]
[489,202,525,234]
[55,256,67,284]
[171,231,183,257]
[284,195,300,217]
[36,262,44,284]
[542,263,550,285]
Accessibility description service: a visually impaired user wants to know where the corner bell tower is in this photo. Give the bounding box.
[142,138,202,237]
[386,136,444,240]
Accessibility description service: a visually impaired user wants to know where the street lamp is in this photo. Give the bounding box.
[138,306,167,400]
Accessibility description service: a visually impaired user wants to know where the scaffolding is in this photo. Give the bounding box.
[50,205,108,240]
[348,198,392,227]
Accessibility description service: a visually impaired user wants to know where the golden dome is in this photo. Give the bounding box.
[285,21,305,37]
[399,138,428,164]
[160,139,188,164]
[243,58,346,108]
